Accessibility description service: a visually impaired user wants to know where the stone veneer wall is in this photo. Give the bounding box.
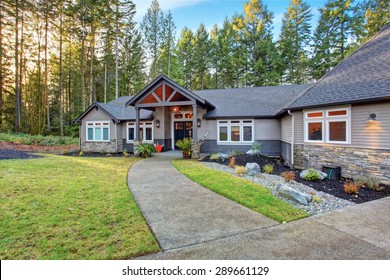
[294,144,390,184]
[81,140,118,153]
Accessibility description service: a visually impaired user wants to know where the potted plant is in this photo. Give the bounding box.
[175,138,192,159]
[135,143,157,158]
[154,143,164,153]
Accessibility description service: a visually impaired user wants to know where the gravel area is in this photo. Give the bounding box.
[202,162,355,216]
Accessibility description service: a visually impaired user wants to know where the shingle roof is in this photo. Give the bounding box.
[74,96,153,123]
[289,23,390,109]
[99,97,153,120]
[195,84,311,118]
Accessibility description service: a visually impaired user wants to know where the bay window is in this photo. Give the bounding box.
[86,121,110,142]
[304,107,350,144]
[218,120,254,143]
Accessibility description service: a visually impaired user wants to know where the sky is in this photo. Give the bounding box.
[132,0,351,39]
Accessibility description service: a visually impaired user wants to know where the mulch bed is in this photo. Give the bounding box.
[62,151,126,158]
[0,149,43,160]
[202,154,390,204]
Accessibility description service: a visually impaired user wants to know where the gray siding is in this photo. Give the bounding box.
[254,119,280,140]
[293,103,390,149]
[201,139,280,157]
[80,108,116,141]
[281,115,292,143]
[280,141,292,164]
[351,102,390,149]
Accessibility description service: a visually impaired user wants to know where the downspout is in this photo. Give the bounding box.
[79,122,82,151]
[287,110,294,166]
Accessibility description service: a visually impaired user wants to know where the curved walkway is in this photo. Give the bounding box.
[128,153,390,259]
[127,153,278,251]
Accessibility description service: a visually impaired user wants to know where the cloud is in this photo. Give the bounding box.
[133,0,213,21]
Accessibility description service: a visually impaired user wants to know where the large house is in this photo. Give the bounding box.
[75,23,390,184]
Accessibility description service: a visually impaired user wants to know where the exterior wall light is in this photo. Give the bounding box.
[197,118,201,128]
[171,106,181,113]
[368,113,377,122]
[156,119,160,128]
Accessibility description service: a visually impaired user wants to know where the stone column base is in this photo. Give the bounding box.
[133,141,141,157]
[191,140,201,159]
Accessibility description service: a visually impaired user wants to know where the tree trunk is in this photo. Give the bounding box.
[19,8,24,130]
[59,7,63,137]
[45,5,51,134]
[14,0,20,132]
[104,61,107,103]
[81,0,86,110]
[89,32,95,104]
[0,2,3,126]
[115,4,119,99]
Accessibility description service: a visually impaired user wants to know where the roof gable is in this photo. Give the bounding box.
[126,74,212,108]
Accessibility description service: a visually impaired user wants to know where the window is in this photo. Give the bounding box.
[86,121,110,142]
[127,122,154,143]
[217,120,254,143]
[304,107,350,144]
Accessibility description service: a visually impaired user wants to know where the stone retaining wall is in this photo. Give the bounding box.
[294,144,390,184]
[81,140,118,153]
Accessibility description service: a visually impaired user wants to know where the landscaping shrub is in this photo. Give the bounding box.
[235,165,247,176]
[106,153,112,157]
[281,171,296,182]
[62,149,69,155]
[135,143,156,158]
[263,164,274,174]
[209,153,219,160]
[175,138,192,152]
[247,141,262,156]
[344,181,360,195]
[79,151,84,157]
[236,150,243,156]
[302,168,322,181]
[228,156,236,168]
[353,174,382,191]
[312,195,322,203]
[122,148,130,157]
[0,132,78,146]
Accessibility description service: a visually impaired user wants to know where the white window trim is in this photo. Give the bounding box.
[86,121,110,142]
[304,107,351,144]
[217,120,254,144]
[126,121,154,144]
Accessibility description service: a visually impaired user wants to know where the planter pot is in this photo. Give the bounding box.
[155,145,163,153]
[182,151,191,159]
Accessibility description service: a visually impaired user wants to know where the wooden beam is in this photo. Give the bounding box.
[151,91,162,103]
[136,101,195,108]
[166,90,177,102]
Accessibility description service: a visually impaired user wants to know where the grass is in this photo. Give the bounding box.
[0,155,159,259]
[173,160,309,223]
[0,132,78,146]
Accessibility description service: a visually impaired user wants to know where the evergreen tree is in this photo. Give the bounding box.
[278,0,313,84]
[193,23,210,90]
[158,10,176,77]
[176,27,194,89]
[140,0,164,80]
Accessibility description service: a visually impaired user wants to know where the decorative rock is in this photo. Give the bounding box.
[277,183,312,205]
[216,153,227,160]
[300,169,328,180]
[245,162,260,176]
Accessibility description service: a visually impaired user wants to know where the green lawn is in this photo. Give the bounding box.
[173,160,309,223]
[0,155,159,259]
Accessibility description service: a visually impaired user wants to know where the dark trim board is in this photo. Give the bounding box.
[200,140,281,157]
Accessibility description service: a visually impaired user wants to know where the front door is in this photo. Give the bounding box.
[174,121,193,148]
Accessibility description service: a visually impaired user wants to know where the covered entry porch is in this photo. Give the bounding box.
[126,74,214,158]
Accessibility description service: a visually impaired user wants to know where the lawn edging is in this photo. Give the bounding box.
[172,159,309,223]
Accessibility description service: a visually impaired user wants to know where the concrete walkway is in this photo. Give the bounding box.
[128,153,390,259]
[127,153,278,250]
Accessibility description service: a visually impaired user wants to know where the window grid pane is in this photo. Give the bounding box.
[243,126,252,141]
[102,128,109,141]
[231,126,240,142]
[219,126,228,141]
[128,127,134,141]
[308,122,322,141]
[87,128,93,140]
[95,128,102,141]
[145,127,152,140]
[329,121,346,142]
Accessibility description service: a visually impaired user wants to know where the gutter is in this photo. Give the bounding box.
[287,110,294,166]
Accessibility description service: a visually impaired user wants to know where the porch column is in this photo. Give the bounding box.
[192,104,198,141]
[135,107,140,142]
[134,107,141,156]
[191,104,200,159]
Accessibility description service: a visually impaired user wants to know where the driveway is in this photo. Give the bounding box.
[128,153,390,259]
